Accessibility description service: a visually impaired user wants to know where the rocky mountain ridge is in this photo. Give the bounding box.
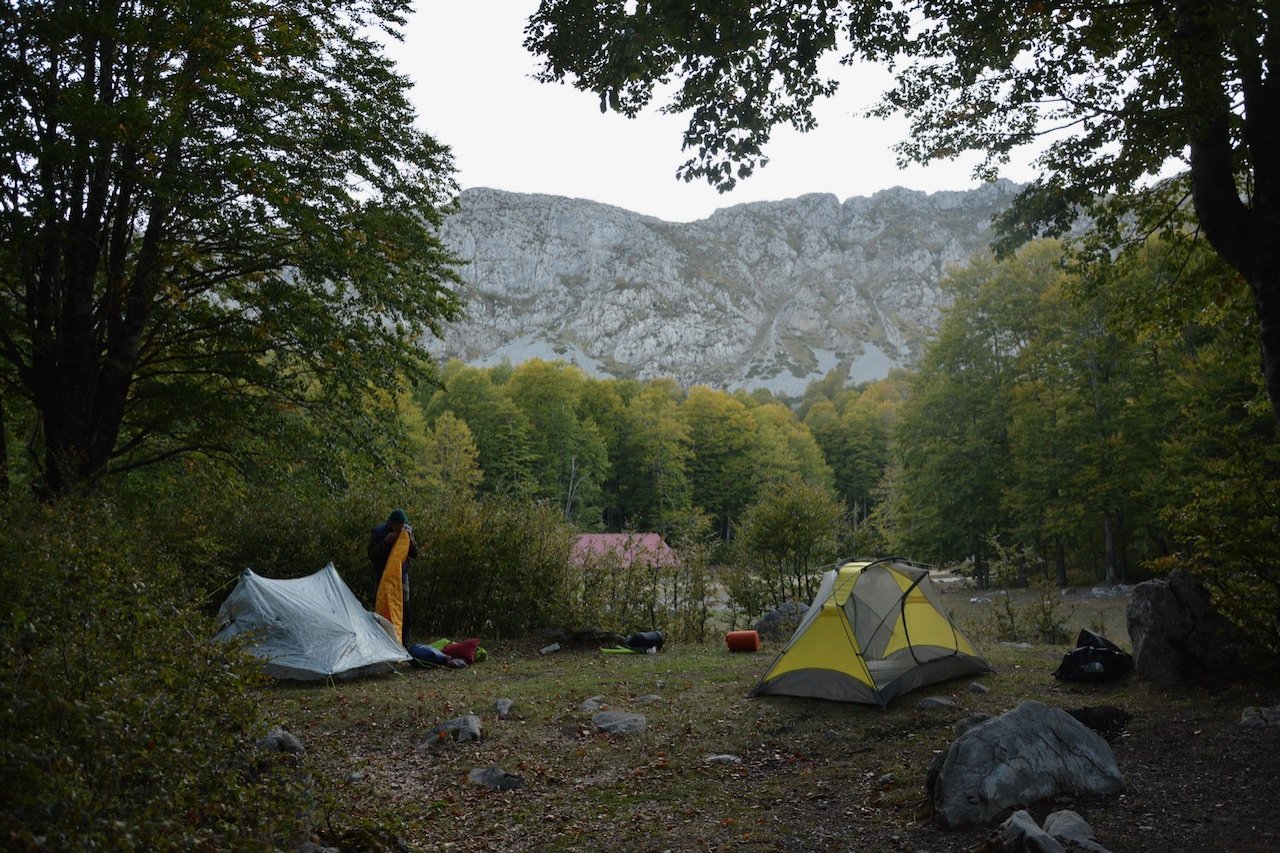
[428,181,1022,395]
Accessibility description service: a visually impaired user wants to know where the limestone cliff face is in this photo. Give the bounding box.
[429,182,1020,395]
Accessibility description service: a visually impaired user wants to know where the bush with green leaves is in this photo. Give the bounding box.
[663,538,718,641]
[1153,284,1280,653]
[564,531,718,640]
[117,451,428,614]
[0,494,312,849]
[988,581,1074,645]
[411,494,577,638]
[569,546,649,634]
[731,478,846,606]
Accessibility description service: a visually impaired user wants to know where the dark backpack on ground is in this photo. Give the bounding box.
[622,630,665,652]
[1054,629,1133,683]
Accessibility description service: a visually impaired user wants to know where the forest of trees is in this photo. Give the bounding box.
[400,233,1277,622]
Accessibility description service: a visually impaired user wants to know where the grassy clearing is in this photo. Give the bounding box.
[263,586,1162,851]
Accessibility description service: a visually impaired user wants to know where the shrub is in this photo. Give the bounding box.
[121,459,411,608]
[663,538,718,641]
[569,545,648,633]
[983,535,1029,588]
[731,479,845,605]
[1150,282,1280,653]
[990,581,1074,644]
[720,562,772,630]
[412,494,576,638]
[0,494,311,849]
[564,531,718,640]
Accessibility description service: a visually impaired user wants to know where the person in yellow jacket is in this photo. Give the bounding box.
[368,508,419,645]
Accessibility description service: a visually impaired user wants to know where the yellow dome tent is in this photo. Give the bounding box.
[752,558,991,707]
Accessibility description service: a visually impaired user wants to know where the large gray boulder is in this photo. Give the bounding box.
[928,700,1124,828]
[755,601,808,642]
[1126,571,1247,683]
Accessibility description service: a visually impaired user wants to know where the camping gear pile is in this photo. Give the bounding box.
[214,564,410,680]
[753,557,991,706]
[408,637,487,668]
[602,630,666,654]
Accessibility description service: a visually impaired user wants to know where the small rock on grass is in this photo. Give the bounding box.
[954,713,993,736]
[256,727,305,755]
[580,695,609,712]
[593,711,645,734]
[468,767,524,790]
[1241,705,1280,726]
[420,715,482,747]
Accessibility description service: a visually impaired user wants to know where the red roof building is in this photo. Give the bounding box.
[571,533,679,568]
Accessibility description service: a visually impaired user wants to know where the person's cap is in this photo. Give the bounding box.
[388,508,408,525]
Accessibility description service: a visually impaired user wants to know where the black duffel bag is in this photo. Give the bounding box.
[1053,628,1133,683]
[621,630,665,652]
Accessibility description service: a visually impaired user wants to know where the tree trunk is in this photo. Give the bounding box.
[36,310,137,496]
[0,394,8,496]
[1174,0,1280,427]
[1245,269,1280,428]
[1116,511,1129,583]
[1102,510,1119,585]
[974,542,989,590]
[1055,536,1067,587]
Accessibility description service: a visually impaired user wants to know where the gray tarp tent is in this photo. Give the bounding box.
[214,563,410,680]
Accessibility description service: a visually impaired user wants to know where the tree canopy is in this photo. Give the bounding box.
[524,0,1280,426]
[1,0,462,495]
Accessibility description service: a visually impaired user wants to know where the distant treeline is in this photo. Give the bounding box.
[415,357,883,542]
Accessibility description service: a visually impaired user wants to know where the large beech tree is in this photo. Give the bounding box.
[525,0,1280,426]
[1,0,461,495]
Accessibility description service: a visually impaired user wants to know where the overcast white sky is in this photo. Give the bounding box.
[385,2,1043,223]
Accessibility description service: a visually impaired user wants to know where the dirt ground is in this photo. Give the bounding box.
[287,672,1280,852]
[278,585,1280,853]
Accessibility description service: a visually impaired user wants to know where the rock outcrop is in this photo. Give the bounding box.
[430,183,1021,393]
[1127,571,1248,683]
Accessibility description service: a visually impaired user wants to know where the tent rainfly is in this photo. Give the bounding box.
[752,557,991,707]
[214,563,410,680]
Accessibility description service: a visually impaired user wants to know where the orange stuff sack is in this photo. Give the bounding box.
[726,630,761,652]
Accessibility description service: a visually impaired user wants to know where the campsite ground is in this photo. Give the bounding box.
[266,586,1280,852]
